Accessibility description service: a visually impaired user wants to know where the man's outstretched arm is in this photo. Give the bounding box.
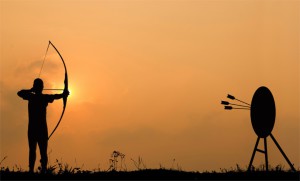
[48,90,69,102]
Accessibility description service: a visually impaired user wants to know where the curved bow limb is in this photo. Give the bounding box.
[47,41,69,140]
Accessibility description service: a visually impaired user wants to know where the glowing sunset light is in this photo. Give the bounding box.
[0,0,298,173]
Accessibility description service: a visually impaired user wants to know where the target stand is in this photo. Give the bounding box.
[221,86,296,172]
[248,134,295,172]
[247,86,295,172]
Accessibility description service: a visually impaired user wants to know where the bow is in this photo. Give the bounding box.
[39,41,69,140]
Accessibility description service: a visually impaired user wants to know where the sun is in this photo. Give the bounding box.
[66,85,80,101]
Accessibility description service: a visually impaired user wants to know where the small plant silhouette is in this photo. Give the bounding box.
[171,158,182,171]
[0,156,7,166]
[107,150,126,171]
[131,156,147,170]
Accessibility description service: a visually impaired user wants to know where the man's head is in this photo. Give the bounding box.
[32,78,44,94]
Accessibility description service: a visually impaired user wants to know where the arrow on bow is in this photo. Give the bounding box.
[39,41,69,140]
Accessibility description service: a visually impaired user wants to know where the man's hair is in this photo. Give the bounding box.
[33,78,43,87]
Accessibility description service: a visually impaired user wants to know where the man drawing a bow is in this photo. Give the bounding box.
[17,78,69,173]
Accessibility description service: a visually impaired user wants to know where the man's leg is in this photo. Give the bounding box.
[28,135,37,173]
[38,137,48,173]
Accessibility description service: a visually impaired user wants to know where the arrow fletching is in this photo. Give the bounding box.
[224,106,232,110]
[221,101,229,105]
[227,94,235,100]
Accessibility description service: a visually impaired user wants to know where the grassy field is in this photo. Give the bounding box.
[1,165,299,180]
[1,154,299,180]
[1,169,299,180]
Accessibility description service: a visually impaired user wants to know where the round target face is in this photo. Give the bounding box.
[250,86,276,138]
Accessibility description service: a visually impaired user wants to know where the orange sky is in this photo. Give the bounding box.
[0,0,299,172]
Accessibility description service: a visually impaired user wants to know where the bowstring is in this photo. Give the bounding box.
[38,42,50,78]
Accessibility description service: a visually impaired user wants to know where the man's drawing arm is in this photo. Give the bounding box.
[17,89,33,100]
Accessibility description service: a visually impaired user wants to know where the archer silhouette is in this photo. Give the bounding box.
[17,78,69,173]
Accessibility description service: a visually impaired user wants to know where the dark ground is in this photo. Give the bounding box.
[1,169,299,180]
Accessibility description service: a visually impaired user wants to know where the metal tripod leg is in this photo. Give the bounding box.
[264,137,268,171]
[270,134,296,172]
[248,137,260,171]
